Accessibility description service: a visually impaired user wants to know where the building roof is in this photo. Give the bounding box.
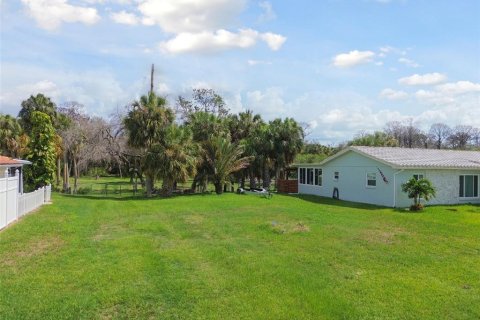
[0,155,30,166]
[323,146,480,170]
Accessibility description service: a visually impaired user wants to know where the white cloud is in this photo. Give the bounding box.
[398,57,420,68]
[258,1,276,22]
[398,72,447,85]
[436,81,480,95]
[110,10,139,25]
[260,32,287,50]
[159,29,285,54]
[136,0,285,54]
[379,88,408,100]
[332,50,375,68]
[0,64,140,116]
[21,0,100,31]
[138,0,246,33]
[247,60,272,66]
[246,87,288,119]
[379,46,394,53]
[415,81,480,105]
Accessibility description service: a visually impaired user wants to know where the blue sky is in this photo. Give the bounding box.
[1,0,479,143]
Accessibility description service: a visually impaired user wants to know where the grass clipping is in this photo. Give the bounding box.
[269,221,310,234]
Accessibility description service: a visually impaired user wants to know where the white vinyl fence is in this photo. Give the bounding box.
[0,170,51,230]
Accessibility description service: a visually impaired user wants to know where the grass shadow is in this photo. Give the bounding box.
[59,191,221,202]
[284,193,389,211]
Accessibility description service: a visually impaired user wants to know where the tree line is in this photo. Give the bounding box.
[0,89,304,195]
[346,119,480,150]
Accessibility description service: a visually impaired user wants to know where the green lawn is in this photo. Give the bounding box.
[1,184,479,319]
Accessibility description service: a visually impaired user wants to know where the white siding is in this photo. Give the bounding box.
[298,150,480,207]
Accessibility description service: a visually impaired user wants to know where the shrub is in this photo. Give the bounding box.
[76,187,92,195]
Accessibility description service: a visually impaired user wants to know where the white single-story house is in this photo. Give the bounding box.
[297,146,480,207]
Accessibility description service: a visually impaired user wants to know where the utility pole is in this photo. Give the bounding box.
[150,64,154,95]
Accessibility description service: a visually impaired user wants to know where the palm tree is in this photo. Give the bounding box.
[185,111,229,192]
[0,114,24,157]
[401,178,436,210]
[228,110,264,187]
[270,118,304,181]
[149,125,198,196]
[123,92,174,196]
[203,135,252,194]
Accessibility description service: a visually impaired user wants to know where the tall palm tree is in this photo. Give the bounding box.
[123,92,174,196]
[203,135,252,194]
[228,110,263,187]
[270,118,304,181]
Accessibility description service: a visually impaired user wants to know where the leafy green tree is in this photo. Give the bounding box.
[203,135,252,194]
[23,111,57,190]
[18,94,59,133]
[401,178,436,211]
[348,131,398,147]
[123,92,174,196]
[176,88,229,120]
[294,143,335,164]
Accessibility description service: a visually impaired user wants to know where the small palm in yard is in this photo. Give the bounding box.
[401,178,436,211]
[203,135,252,194]
[150,125,198,196]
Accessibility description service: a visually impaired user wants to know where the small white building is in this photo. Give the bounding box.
[297,146,480,207]
[0,155,51,230]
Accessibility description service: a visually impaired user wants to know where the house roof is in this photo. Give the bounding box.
[295,146,480,170]
[318,146,480,170]
[0,155,30,166]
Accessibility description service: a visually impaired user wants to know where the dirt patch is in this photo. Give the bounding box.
[358,227,408,245]
[269,221,310,234]
[98,304,121,320]
[0,235,64,267]
[91,223,130,242]
[183,214,204,225]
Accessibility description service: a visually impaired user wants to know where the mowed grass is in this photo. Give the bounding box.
[1,188,479,319]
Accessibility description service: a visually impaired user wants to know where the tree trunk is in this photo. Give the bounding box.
[56,156,61,187]
[262,164,271,188]
[240,176,245,189]
[145,174,154,197]
[73,157,78,193]
[191,179,197,192]
[63,151,70,192]
[249,171,256,189]
[214,182,223,194]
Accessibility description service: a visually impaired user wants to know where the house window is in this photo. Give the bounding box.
[299,168,305,184]
[413,174,424,180]
[307,168,314,185]
[459,175,479,198]
[366,172,376,187]
[334,171,339,181]
[315,169,323,186]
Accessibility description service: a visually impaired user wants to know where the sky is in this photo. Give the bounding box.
[1,0,479,144]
